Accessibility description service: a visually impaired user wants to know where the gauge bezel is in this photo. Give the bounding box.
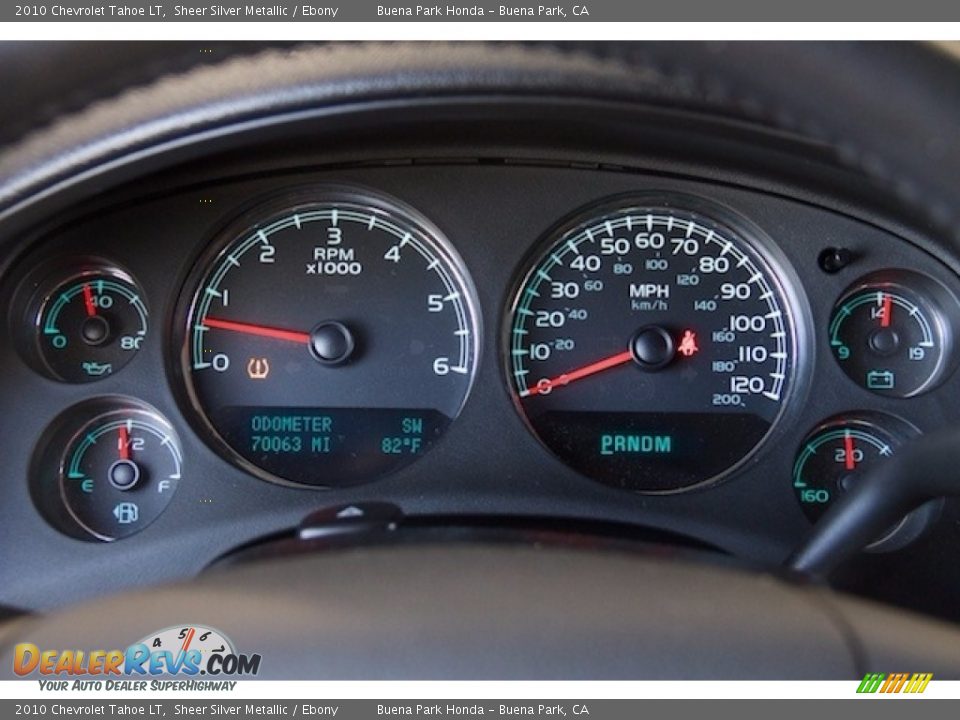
[171,183,482,489]
[501,191,813,495]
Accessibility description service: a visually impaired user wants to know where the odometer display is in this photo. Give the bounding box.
[507,198,797,492]
[181,187,478,487]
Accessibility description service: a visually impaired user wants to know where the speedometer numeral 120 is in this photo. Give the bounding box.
[505,196,801,493]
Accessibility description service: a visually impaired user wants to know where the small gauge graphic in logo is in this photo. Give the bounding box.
[137,625,235,661]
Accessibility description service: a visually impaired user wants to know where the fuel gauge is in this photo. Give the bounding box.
[32,399,181,541]
[829,271,959,397]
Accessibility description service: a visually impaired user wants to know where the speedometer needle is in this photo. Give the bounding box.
[520,350,634,398]
[202,317,311,344]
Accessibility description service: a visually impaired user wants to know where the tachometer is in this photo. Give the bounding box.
[506,196,802,493]
[179,186,479,487]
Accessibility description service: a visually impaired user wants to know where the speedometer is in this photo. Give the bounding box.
[506,196,802,493]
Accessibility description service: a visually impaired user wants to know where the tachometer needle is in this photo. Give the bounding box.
[202,317,311,344]
[520,350,634,398]
[82,283,97,318]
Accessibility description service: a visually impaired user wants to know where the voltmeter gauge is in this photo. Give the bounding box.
[792,413,937,551]
[31,399,181,541]
[28,265,148,383]
[829,271,959,398]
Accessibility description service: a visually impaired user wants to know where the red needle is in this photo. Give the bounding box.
[203,317,310,344]
[82,283,96,318]
[180,627,196,654]
[118,425,130,461]
[880,293,893,328]
[521,350,634,398]
[844,432,856,471]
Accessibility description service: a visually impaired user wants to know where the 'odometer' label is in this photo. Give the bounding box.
[507,200,795,492]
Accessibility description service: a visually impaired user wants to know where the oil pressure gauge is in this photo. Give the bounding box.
[829,270,960,397]
[13,261,148,383]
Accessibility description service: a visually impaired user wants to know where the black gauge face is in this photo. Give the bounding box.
[35,268,148,382]
[181,188,479,487]
[829,271,957,398]
[506,198,799,493]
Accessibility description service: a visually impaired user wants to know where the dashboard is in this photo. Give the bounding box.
[2,62,960,626]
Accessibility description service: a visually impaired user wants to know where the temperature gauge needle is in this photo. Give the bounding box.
[520,350,634,398]
[844,431,856,471]
[203,317,310,344]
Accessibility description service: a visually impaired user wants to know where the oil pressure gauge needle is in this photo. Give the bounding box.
[82,283,97,318]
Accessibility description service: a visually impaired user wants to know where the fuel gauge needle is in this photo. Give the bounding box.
[118,424,130,460]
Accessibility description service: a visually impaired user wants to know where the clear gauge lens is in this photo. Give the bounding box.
[34,267,148,382]
[180,187,479,488]
[506,196,800,493]
[829,271,959,397]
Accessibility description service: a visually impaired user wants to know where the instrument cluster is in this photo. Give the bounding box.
[3,159,960,610]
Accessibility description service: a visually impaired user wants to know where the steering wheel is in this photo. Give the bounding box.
[2,41,960,679]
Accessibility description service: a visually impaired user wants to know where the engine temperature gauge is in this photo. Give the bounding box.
[829,271,959,397]
[792,413,937,551]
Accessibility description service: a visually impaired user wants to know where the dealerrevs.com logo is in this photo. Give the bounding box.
[13,625,261,689]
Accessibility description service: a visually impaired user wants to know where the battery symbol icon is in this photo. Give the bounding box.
[866,370,896,390]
